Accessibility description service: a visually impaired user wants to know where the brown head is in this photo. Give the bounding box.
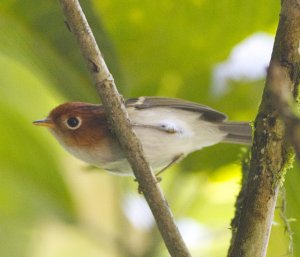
[33,102,110,148]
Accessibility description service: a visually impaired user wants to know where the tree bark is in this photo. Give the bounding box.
[228,1,300,256]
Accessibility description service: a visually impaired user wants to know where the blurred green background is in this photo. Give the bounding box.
[1,0,299,256]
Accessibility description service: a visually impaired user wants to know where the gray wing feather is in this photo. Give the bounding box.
[126,97,227,122]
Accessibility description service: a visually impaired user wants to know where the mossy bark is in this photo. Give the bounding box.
[228,1,300,257]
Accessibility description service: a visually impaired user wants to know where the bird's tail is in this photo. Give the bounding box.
[218,122,252,145]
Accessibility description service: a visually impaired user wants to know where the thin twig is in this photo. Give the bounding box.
[58,1,191,256]
[278,187,294,257]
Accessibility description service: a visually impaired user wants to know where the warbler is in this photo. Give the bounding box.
[33,97,251,175]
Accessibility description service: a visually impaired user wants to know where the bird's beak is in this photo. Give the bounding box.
[32,118,54,128]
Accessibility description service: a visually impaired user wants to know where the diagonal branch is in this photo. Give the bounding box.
[269,62,300,161]
[58,0,191,256]
[228,0,300,256]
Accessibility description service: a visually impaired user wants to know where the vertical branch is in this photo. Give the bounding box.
[228,1,300,257]
[58,0,191,256]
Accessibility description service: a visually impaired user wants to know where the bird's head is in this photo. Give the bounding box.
[33,102,109,148]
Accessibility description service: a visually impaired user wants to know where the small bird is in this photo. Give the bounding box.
[33,97,252,176]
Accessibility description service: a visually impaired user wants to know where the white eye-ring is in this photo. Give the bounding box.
[65,116,82,130]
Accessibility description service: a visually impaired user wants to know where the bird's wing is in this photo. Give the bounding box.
[125,96,227,122]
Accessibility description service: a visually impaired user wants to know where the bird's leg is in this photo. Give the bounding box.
[134,154,184,194]
[155,153,185,178]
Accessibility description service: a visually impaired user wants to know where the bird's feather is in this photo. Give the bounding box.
[126,97,227,122]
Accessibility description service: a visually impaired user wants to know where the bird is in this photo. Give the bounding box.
[33,97,252,176]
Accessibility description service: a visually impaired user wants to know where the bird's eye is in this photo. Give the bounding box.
[66,117,81,130]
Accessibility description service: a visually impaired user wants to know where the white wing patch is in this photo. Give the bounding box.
[159,120,183,134]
